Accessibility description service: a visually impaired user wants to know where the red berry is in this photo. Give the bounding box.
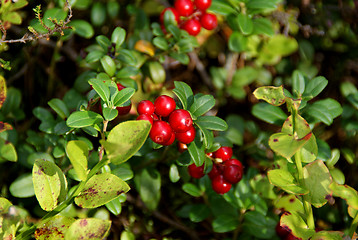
[275,222,290,238]
[181,19,201,36]
[152,113,159,121]
[194,0,211,10]
[211,174,231,194]
[188,163,205,179]
[177,142,188,152]
[285,233,299,240]
[116,83,126,90]
[200,12,217,30]
[208,163,221,179]
[224,159,243,171]
[175,125,196,144]
[154,95,176,117]
[223,165,243,184]
[206,152,214,158]
[160,7,180,23]
[162,132,176,146]
[214,146,233,161]
[168,109,193,133]
[137,114,154,125]
[138,100,155,115]
[174,0,194,16]
[149,120,173,145]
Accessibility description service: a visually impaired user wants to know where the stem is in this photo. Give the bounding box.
[349,211,358,238]
[294,151,315,230]
[99,120,109,161]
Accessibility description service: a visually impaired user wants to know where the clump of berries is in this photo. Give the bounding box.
[160,0,218,36]
[187,146,244,194]
[136,95,196,146]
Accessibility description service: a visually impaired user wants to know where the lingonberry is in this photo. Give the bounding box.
[162,132,176,146]
[194,0,211,10]
[175,125,196,144]
[137,100,155,115]
[137,114,154,125]
[200,12,218,30]
[177,142,188,153]
[223,164,243,184]
[174,0,194,16]
[168,109,193,133]
[181,19,201,36]
[149,120,173,145]
[224,158,243,171]
[188,163,205,179]
[116,83,132,115]
[206,152,214,158]
[208,163,221,179]
[214,146,233,161]
[160,7,180,23]
[154,95,176,117]
[275,222,290,238]
[211,174,232,194]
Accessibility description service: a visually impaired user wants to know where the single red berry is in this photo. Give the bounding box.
[149,120,173,145]
[174,0,194,16]
[223,165,243,184]
[116,82,126,90]
[177,142,188,152]
[200,12,217,30]
[211,174,232,194]
[214,146,233,161]
[188,163,205,179]
[275,222,290,238]
[137,113,154,125]
[194,0,212,10]
[160,7,180,23]
[162,132,176,146]
[224,159,243,172]
[208,163,221,179]
[168,109,193,133]
[175,125,196,144]
[154,95,176,117]
[138,100,155,115]
[181,19,201,36]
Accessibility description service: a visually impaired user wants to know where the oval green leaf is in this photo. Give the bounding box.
[66,140,89,181]
[35,215,75,240]
[66,111,103,128]
[268,169,308,195]
[65,218,111,240]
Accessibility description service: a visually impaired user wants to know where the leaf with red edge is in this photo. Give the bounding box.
[0,122,12,133]
[280,211,315,240]
[0,75,7,109]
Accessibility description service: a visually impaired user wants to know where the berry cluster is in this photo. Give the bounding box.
[136,95,196,146]
[187,146,244,194]
[160,0,218,36]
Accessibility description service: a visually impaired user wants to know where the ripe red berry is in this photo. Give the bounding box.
[174,0,194,16]
[152,113,159,121]
[175,125,196,144]
[208,163,221,179]
[137,113,154,125]
[275,222,290,238]
[214,146,233,161]
[162,132,176,146]
[188,163,205,179]
[194,0,212,10]
[168,109,193,133]
[223,165,243,184]
[116,83,132,115]
[200,12,217,30]
[137,100,155,115]
[160,7,180,23]
[154,95,176,117]
[211,174,232,194]
[224,159,243,171]
[181,19,201,36]
[116,83,126,90]
[149,120,173,145]
[206,152,214,158]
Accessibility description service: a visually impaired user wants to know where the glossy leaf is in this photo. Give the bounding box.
[228,31,247,53]
[169,164,180,183]
[75,173,130,208]
[195,121,214,149]
[0,138,17,162]
[213,214,240,233]
[48,98,70,119]
[302,76,328,100]
[182,183,202,197]
[65,140,89,181]
[196,116,228,131]
[329,182,358,210]
[105,197,122,215]
[35,215,75,240]
[66,111,103,128]
[0,197,12,214]
[253,85,286,106]
[101,120,151,164]
[305,99,342,125]
[88,78,110,105]
[280,212,315,240]
[237,13,253,35]
[311,231,344,240]
[70,20,94,39]
[292,70,305,96]
[189,204,210,222]
[252,102,287,125]
[32,159,67,211]
[268,169,308,195]
[153,36,169,50]
[112,87,135,107]
[188,138,206,167]
[100,56,116,77]
[173,81,194,110]
[189,95,215,118]
[9,173,35,198]
[243,211,276,239]
[65,218,111,240]
[103,107,118,121]
[134,168,161,211]
[111,27,126,48]
[252,18,274,36]
[275,195,305,214]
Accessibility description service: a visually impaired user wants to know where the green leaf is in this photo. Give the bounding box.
[182,183,202,197]
[212,214,240,233]
[228,31,247,53]
[69,20,94,39]
[237,13,253,35]
[330,168,345,185]
[303,160,332,207]
[292,70,305,96]
[253,85,287,106]
[302,76,328,100]
[189,204,210,222]
[111,27,126,49]
[304,99,342,125]
[66,111,103,128]
[326,149,340,168]
[195,121,214,149]
[103,107,118,121]
[116,66,139,78]
[269,132,312,159]
[9,173,35,198]
[252,102,287,125]
[268,169,308,195]
[0,138,17,162]
[329,182,358,210]
[189,95,215,118]
[252,18,274,37]
[112,166,134,181]
[96,35,111,51]
[105,197,122,215]
[117,49,138,66]
[66,140,89,181]
[75,173,130,208]
[101,120,151,164]
[196,116,228,131]
[311,231,344,240]
[33,159,67,211]
[100,55,116,77]
[169,164,180,183]
[48,98,70,119]
[0,197,12,214]
[243,211,276,239]
[188,138,205,167]
[210,0,236,16]
[224,114,245,146]
[280,211,316,240]
[91,2,106,26]
[65,218,111,240]
[134,168,161,211]
[275,195,305,214]
[169,52,190,65]
[153,36,169,50]
[173,81,194,110]
[35,215,75,240]
[112,88,135,107]
[85,50,104,63]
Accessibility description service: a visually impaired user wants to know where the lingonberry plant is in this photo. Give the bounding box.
[0,0,357,239]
